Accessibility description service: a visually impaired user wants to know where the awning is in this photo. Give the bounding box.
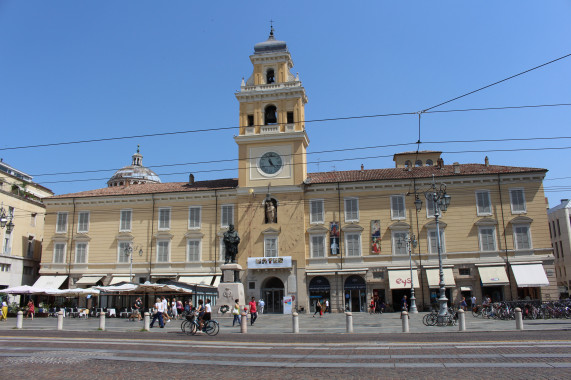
[211,275,221,287]
[388,269,420,289]
[511,264,549,287]
[425,268,456,288]
[178,276,213,286]
[306,268,368,276]
[33,275,67,289]
[478,266,509,286]
[109,276,133,285]
[75,276,104,286]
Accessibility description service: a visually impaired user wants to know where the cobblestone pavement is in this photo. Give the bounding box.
[1,313,570,379]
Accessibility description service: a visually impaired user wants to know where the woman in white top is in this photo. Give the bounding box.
[171,298,178,320]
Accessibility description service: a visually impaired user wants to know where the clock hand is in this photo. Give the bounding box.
[269,159,274,166]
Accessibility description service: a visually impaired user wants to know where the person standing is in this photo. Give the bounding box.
[325,299,330,313]
[471,295,477,309]
[248,297,258,325]
[171,298,178,320]
[150,297,165,328]
[26,300,35,320]
[232,299,241,327]
[401,295,408,312]
[459,297,467,311]
[161,296,171,323]
[258,299,265,315]
[1,299,8,321]
[131,297,142,321]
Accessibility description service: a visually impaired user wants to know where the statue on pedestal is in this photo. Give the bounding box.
[223,224,240,264]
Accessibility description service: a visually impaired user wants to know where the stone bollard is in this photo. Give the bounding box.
[16,311,23,329]
[292,312,299,333]
[458,309,466,331]
[515,307,524,330]
[240,312,248,333]
[401,311,409,332]
[99,312,106,331]
[57,310,64,330]
[143,312,150,331]
[345,312,353,333]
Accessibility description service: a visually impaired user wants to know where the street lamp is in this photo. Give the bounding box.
[124,244,143,282]
[397,233,418,313]
[0,204,15,233]
[415,178,451,324]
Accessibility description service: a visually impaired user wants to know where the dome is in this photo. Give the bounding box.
[107,147,161,187]
[254,27,288,54]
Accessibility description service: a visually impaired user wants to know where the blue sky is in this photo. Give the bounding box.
[1,1,570,207]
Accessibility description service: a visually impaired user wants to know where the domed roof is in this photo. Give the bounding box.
[254,27,288,54]
[107,147,161,187]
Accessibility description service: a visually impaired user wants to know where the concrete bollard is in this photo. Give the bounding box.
[458,309,466,331]
[57,310,64,330]
[292,312,299,333]
[345,312,353,333]
[99,312,106,331]
[240,312,248,333]
[143,312,150,331]
[401,311,409,332]
[16,311,23,329]
[515,307,524,330]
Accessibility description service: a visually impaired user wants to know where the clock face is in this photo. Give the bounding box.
[259,152,283,175]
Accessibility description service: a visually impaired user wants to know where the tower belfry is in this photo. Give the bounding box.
[235,29,309,189]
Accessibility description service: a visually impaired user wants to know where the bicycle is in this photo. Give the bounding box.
[181,312,220,336]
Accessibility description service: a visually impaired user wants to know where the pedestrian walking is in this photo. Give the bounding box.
[471,295,477,309]
[232,299,241,327]
[26,300,35,320]
[149,297,165,328]
[258,299,265,315]
[459,297,467,311]
[161,296,171,323]
[248,297,258,325]
[401,295,408,312]
[325,299,330,313]
[171,298,178,320]
[313,300,322,317]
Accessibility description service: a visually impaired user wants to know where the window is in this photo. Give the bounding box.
[478,226,497,252]
[426,159,433,166]
[475,191,492,215]
[557,219,561,236]
[287,111,294,124]
[157,240,170,262]
[459,268,470,276]
[188,206,201,229]
[310,199,324,224]
[392,231,408,255]
[0,263,11,272]
[264,236,278,257]
[30,213,37,227]
[310,235,326,258]
[247,114,254,126]
[426,196,436,218]
[27,239,34,258]
[120,210,132,232]
[513,224,531,250]
[77,211,90,233]
[75,242,88,263]
[187,239,201,262]
[560,241,564,258]
[548,222,553,239]
[509,189,526,214]
[54,243,66,263]
[56,212,68,233]
[344,198,359,222]
[158,208,171,230]
[266,68,275,84]
[23,266,33,276]
[3,230,12,254]
[221,205,234,227]
[415,160,422,167]
[390,195,406,220]
[345,233,361,257]
[428,229,446,254]
[264,105,277,124]
[554,243,559,258]
[552,221,557,237]
[118,241,131,263]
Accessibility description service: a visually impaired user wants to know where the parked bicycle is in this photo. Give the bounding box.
[181,312,219,336]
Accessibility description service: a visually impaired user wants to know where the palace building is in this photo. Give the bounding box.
[39,29,557,313]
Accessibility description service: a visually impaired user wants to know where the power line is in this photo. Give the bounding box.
[2,102,570,152]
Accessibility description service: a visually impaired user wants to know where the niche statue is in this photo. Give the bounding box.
[223,224,240,264]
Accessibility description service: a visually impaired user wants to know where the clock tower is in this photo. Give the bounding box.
[234,28,309,190]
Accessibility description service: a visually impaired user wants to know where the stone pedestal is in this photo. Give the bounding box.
[217,263,245,315]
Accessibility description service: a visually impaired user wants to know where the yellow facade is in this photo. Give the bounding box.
[39,31,557,312]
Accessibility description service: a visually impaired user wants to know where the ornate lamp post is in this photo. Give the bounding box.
[415,179,451,323]
[124,244,143,283]
[0,204,15,233]
[398,233,418,313]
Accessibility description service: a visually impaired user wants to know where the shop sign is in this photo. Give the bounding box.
[248,256,292,269]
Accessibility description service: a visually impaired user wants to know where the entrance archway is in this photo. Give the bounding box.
[309,276,330,313]
[261,277,284,314]
[344,275,366,312]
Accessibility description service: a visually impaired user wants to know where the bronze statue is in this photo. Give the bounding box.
[223,224,240,264]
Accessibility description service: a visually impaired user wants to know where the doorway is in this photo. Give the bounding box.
[309,276,331,313]
[261,277,285,314]
[344,275,366,312]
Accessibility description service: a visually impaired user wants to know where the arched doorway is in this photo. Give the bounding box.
[308,276,330,313]
[344,275,366,312]
[261,277,284,314]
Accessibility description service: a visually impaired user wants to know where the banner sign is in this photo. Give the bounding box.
[371,220,381,254]
[330,221,340,255]
[247,256,292,269]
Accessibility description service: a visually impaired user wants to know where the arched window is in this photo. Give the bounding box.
[264,105,277,124]
[415,160,422,167]
[405,160,412,168]
[426,159,433,166]
[266,69,275,84]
